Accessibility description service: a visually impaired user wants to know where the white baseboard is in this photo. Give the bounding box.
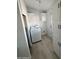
[17,57,31,59]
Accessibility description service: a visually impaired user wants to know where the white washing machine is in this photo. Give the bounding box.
[30,25,41,43]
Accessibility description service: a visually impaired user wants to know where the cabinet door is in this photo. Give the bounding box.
[53,36,60,56]
[53,16,61,58]
[53,1,61,58]
[53,21,60,57]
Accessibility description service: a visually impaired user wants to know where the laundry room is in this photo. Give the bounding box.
[1,0,79,59]
[17,0,61,59]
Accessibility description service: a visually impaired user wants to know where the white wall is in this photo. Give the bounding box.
[27,13,47,35]
[46,13,53,38]
[40,13,47,35]
[28,13,41,27]
[25,0,58,11]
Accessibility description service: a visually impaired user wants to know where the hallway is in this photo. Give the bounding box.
[31,35,58,59]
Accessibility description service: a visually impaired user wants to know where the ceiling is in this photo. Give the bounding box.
[24,0,58,12]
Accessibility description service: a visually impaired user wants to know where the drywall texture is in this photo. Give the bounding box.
[25,0,58,11]
[27,13,47,35]
[17,4,31,57]
[28,13,41,27]
[46,13,53,38]
[40,13,47,35]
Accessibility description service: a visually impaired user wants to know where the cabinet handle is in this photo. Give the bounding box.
[58,25,61,29]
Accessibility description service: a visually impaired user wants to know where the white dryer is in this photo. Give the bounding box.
[30,25,41,43]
